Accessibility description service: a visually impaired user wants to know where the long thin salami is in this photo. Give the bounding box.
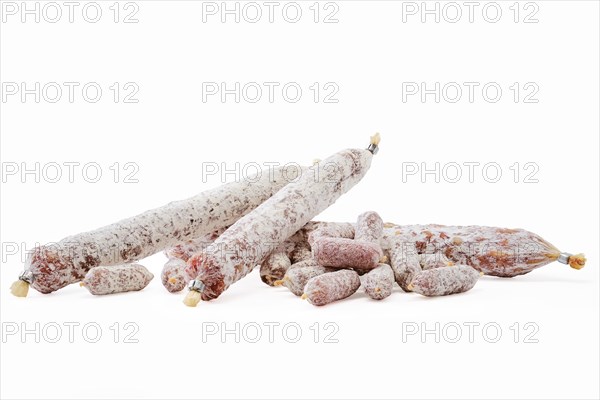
[383,224,585,279]
[10,166,304,297]
[184,134,381,306]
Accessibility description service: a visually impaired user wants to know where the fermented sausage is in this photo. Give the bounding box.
[184,135,380,306]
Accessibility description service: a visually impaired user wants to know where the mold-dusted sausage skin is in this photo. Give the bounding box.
[382,224,583,277]
[161,258,189,293]
[186,143,378,303]
[312,237,382,270]
[355,211,383,244]
[164,228,226,262]
[388,242,421,292]
[307,222,355,246]
[21,166,302,295]
[81,264,153,295]
[161,229,225,293]
[409,265,481,297]
[362,263,394,300]
[260,249,292,286]
[278,262,334,296]
[289,245,312,264]
[302,270,361,306]
[420,252,454,270]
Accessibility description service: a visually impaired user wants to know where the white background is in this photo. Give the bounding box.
[1,1,599,399]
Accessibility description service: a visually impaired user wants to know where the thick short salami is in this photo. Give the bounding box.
[307,222,355,246]
[362,263,394,300]
[355,211,383,243]
[12,166,301,296]
[184,136,380,305]
[389,241,421,292]
[289,245,312,264]
[409,265,481,297]
[312,237,382,270]
[302,269,361,306]
[276,261,333,296]
[161,258,189,293]
[80,264,153,295]
[260,248,292,286]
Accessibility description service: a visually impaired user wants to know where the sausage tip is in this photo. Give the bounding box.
[569,253,586,270]
[183,290,202,307]
[370,132,381,146]
[10,280,29,297]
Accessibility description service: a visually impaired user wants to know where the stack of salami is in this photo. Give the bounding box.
[11,134,586,306]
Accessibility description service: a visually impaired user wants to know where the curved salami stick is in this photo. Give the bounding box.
[10,166,303,297]
[184,134,381,306]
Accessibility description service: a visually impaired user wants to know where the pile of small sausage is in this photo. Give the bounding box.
[158,214,583,306]
[10,135,586,306]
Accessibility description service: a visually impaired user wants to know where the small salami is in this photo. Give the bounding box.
[161,258,189,293]
[389,241,421,292]
[260,248,292,286]
[362,263,394,300]
[312,237,382,270]
[80,264,154,295]
[302,269,361,306]
[307,222,355,246]
[408,265,481,297]
[161,228,225,293]
[355,211,383,244]
[289,245,312,264]
[276,261,333,296]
